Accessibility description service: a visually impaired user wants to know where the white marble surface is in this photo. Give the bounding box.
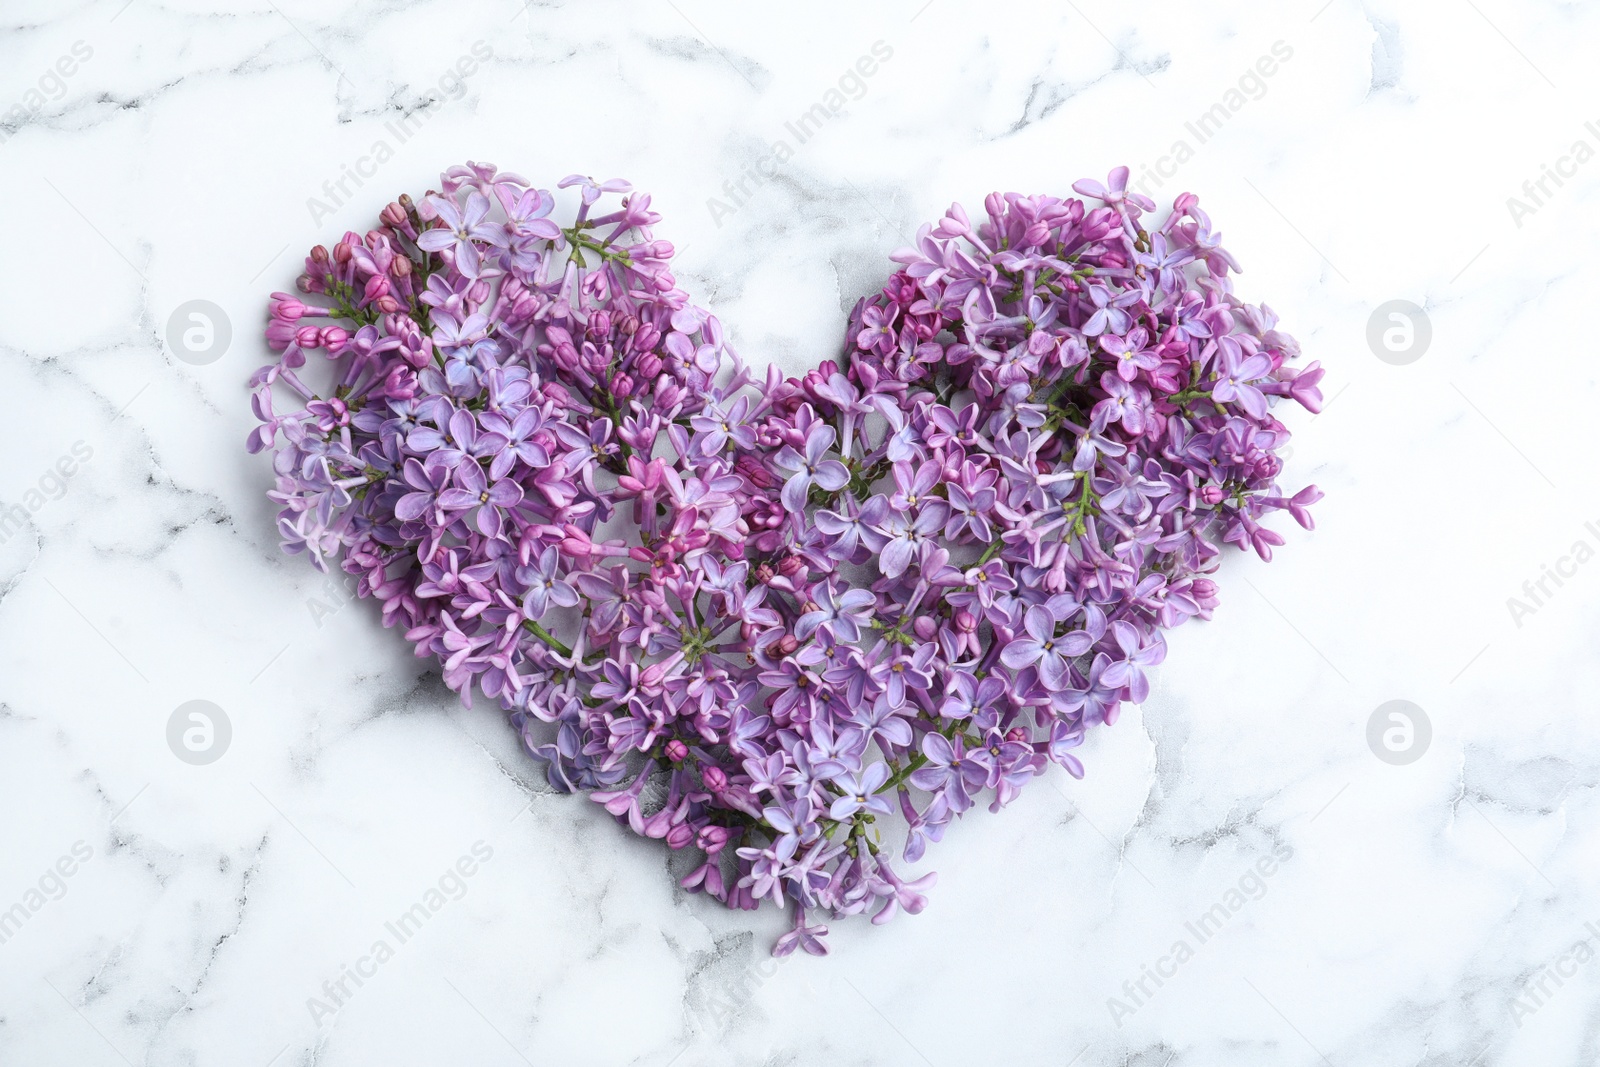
[3,0,1599,1063]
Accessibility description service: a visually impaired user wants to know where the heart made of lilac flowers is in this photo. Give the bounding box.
[250,162,1321,957]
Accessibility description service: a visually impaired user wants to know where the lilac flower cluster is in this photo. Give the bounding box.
[249,163,1320,957]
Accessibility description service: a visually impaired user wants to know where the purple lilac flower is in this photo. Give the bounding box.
[416,190,507,277]
[796,581,877,642]
[438,460,523,537]
[909,733,987,813]
[827,763,894,820]
[877,504,947,579]
[774,424,851,512]
[519,546,580,620]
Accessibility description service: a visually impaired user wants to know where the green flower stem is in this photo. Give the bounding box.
[1068,469,1099,537]
[522,619,572,657]
[562,225,632,267]
[876,721,964,795]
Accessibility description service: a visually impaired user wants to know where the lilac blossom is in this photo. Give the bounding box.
[774,424,851,512]
[250,163,1319,958]
[416,190,507,277]
[828,763,894,820]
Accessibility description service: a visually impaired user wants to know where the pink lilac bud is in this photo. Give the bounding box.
[735,453,775,489]
[697,824,731,853]
[655,376,685,409]
[665,739,689,762]
[405,335,433,369]
[640,660,671,689]
[265,321,296,350]
[382,365,417,399]
[270,294,306,320]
